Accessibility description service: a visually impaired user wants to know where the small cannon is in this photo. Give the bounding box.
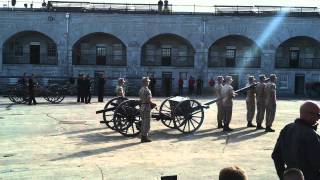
[96,83,258,137]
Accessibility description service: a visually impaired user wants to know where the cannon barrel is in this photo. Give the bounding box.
[96,107,116,114]
[203,79,269,106]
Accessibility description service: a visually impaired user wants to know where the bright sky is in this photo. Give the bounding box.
[1,0,319,8]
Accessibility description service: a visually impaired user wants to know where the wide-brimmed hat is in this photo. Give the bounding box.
[142,77,151,82]
[225,76,233,82]
[118,78,125,83]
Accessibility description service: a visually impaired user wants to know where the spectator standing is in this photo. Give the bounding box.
[188,76,195,95]
[98,74,106,102]
[178,77,183,95]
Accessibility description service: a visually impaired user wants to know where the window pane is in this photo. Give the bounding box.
[162,48,171,57]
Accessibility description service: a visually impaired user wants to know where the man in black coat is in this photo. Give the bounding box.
[272,101,320,180]
[84,74,92,104]
[28,74,37,105]
[98,74,106,102]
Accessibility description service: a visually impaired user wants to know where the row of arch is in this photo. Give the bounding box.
[2,30,320,68]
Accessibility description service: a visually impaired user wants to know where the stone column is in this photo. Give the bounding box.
[126,41,141,77]
[261,49,276,75]
[194,48,208,86]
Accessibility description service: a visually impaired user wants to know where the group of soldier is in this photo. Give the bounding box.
[214,74,278,132]
[76,73,106,103]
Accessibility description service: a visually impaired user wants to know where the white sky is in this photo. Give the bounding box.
[1,0,319,8]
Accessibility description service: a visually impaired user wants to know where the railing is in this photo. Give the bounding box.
[3,53,58,65]
[141,55,194,67]
[0,2,318,16]
[73,54,126,66]
[208,56,261,68]
[275,57,320,69]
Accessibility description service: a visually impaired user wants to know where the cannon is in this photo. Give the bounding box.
[96,83,258,137]
[7,83,65,104]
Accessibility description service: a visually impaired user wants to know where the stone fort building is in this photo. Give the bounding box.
[0,3,319,96]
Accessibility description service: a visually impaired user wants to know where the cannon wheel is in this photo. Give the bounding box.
[8,84,28,104]
[102,97,128,130]
[172,99,204,134]
[44,85,65,103]
[159,97,176,129]
[113,100,141,137]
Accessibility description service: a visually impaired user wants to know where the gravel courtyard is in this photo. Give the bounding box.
[0,97,319,180]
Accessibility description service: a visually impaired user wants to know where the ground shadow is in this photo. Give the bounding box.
[51,141,140,161]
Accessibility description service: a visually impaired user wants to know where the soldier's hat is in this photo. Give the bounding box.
[118,78,125,83]
[248,76,255,81]
[217,76,224,80]
[142,77,151,82]
[259,74,266,81]
[225,76,233,82]
[269,74,277,80]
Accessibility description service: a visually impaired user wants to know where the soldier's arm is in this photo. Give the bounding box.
[272,129,286,179]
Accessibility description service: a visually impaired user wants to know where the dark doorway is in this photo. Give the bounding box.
[289,50,300,68]
[30,45,40,64]
[162,72,172,97]
[295,74,305,95]
[230,74,239,90]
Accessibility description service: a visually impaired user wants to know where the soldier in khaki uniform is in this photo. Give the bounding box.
[139,77,157,143]
[265,74,277,132]
[214,76,224,128]
[116,78,126,97]
[221,76,237,131]
[246,76,256,127]
[256,74,267,130]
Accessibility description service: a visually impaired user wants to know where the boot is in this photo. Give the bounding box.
[247,122,256,128]
[223,126,233,132]
[141,136,152,143]
[265,126,275,132]
[217,123,224,129]
[256,124,265,130]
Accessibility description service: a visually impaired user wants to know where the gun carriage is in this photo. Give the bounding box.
[96,83,257,137]
[7,83,65,104]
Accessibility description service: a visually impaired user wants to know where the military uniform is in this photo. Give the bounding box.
[255,82,266,127]
[265,81,277,128]
[139,86,152,137]
[97,76,105,102]
[221,83,235,129]
[246,83,256,125]
[214,82,224,127]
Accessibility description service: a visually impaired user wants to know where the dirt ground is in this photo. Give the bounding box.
[0,96,319,180]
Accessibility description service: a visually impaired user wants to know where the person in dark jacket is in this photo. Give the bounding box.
[178,77,183,95]
[196,77,203,95]
[77,74,82,103]
[84,74,92,104]
[149,75,156,96]
[28,74,37,105]
[98,74,106,102]
[272,101,320,180]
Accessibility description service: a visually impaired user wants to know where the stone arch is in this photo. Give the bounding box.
[2,30,58,65]
[208,35,262,68]
[275,36,320,69]
[141,33,195,67]
[72,32,127,66]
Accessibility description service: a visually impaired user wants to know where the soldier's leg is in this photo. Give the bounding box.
[223,106,232,128]
[141,110,151,137]
[247,101,255,124]
[256,102,265,128]
[266,104,276,128]
[217,103,224,128]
